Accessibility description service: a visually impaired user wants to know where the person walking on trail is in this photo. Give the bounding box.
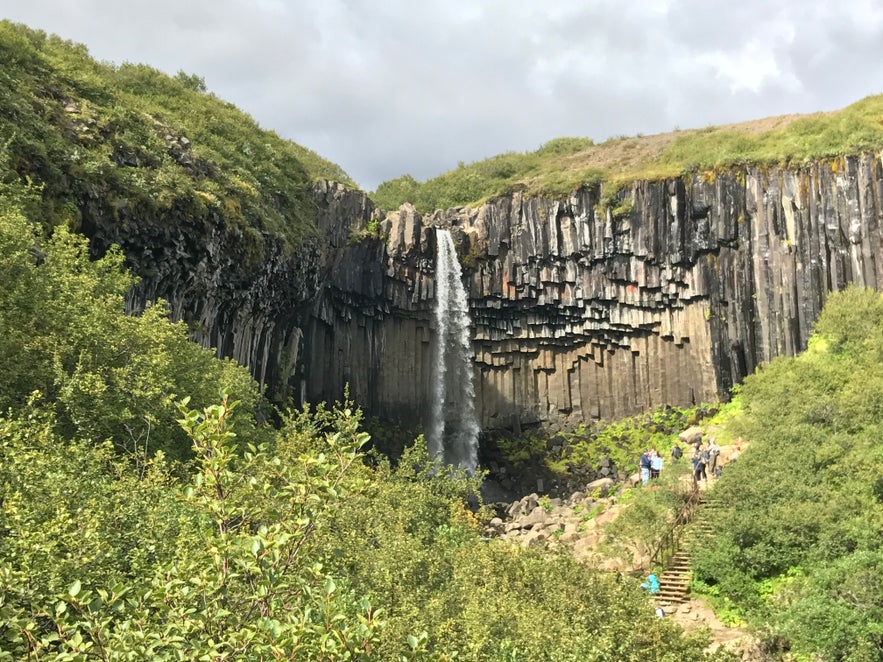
[692,448,707,484]
[640,450,652,486]
[707,437,721,477]
[650,448,663,479]
[699,443,711,469]
[670,442,683,462]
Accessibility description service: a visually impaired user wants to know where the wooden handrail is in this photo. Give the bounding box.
[648,481,701,570]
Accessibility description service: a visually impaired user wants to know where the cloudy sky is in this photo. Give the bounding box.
[3,1,883,190]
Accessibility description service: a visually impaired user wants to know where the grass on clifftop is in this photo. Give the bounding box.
[372,94,883,214]
[0,21,355,250]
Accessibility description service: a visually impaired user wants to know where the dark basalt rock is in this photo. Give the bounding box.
[305,153,883,432]
[84,154,883,434]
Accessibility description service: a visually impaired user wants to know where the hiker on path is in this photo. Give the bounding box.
[640,450,652,486]
[670,442,683,462]
[707,437,721,477]
[692,447,707,484]
[650,448,663,479]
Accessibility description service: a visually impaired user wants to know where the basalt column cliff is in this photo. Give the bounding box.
[307,153,883,431]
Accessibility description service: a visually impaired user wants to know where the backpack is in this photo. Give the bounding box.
[671,445,682,459]
[700,449,710,463]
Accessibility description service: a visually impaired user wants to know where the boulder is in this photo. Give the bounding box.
[679,426,703,446]
[586,477,615,496]
[523,505,549,529]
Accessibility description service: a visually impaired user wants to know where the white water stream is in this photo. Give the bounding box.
[427,228,479,472]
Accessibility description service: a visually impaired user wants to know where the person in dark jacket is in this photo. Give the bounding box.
[670,443,683,461]
[692,447,707,484]
[640,450,652,486]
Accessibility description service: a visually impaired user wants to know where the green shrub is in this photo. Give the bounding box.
[694,287,883,658]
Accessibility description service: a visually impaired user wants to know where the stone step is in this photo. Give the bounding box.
[659,583,690,591]
[656,593,687,603]
[663,570,690,578]
[660,574,690,583]
[660,574,690,582]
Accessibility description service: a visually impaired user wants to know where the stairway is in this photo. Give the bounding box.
[655,494,721,605]
[656,549,692,603]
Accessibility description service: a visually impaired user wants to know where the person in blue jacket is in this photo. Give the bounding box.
[641,573,660,594]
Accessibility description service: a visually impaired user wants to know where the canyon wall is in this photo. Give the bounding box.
[87,153,883,433]
[307,152,883,431]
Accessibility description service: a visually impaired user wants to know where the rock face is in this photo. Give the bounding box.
[307,152,883,431]
[85,153,883,433]
[81,179,373,402]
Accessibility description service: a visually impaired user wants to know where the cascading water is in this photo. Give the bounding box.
[428,228,479,473]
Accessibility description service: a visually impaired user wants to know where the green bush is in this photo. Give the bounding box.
[565,404,702,475]
[694,286,883,659]
[0,206,263,461]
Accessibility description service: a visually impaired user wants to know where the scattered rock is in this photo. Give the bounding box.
[586,477,615,496]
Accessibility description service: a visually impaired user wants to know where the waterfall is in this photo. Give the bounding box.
[428,228,479,473]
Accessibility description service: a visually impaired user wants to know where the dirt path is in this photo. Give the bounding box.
[664,597,762,659]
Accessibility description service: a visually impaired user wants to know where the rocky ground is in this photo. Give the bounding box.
[666,598,763,659]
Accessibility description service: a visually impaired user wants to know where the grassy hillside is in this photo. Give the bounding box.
[0,21,354,250]
[372,95,883,214]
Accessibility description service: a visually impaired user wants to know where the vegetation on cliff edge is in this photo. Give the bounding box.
[372,94,883,214]
[0,20,354,254]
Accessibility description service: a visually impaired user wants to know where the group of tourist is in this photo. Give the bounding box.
[683,436,721,484]
[641,436,725,487]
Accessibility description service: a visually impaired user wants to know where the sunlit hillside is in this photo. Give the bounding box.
[372,94,883,213]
